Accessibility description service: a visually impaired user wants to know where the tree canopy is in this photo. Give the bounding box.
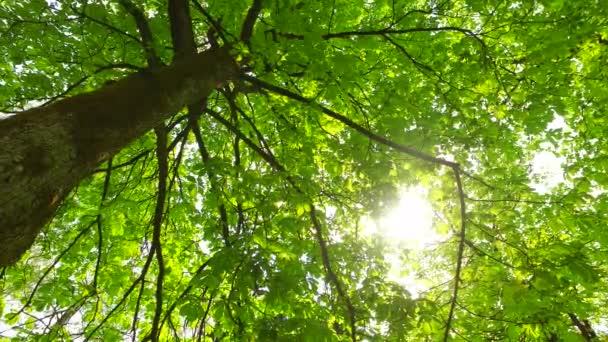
[1,0,607,341]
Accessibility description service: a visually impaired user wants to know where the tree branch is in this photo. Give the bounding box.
[190,0,232,43]
[222,89,246,235]
[265,25,486,50]
[190,116,231,246]
[147,127,168,342]
[86,248,156,340]
[443,169,467,342]
[93,158,113,290]
[12,221,95,319]
[310,208,357,342]
[568,313,597,341]
[119,0,162,67]
[70,4,141,43]
[205,108,286,172]
[168,0,196,58]
[207,106,358,340]
[241,74,457,168]
[240,0,263,45]
[241,74,471,342]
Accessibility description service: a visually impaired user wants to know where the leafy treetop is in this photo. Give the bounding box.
[0,0,607,341]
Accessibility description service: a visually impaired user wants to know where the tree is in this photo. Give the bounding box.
[0,0,606,341]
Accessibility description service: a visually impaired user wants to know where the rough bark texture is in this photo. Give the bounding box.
[0,47,237,266]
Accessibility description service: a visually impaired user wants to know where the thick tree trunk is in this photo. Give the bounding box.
[0,47,237,266]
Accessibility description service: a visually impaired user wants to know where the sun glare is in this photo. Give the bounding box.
[362,187,442,296]
[364,187,437,250]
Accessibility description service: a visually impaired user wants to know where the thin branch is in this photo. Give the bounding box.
[225,261,246,335]
[46,295,90,339]
[85,249,156,340]
[460,169,497,190]
[208,105,357,340]
[222,89,248,235]
[159,259,212,331]
[131,275,146,341]
[382,34,438,74]
[266,26,486,49]
[196,294,215,341]
[147,126,168,342]
[229,97,273,154]
[190,0,232,43]
[463,239,515,269]
[93,158,113,290]
[93,150,152,174]
[568,313,597,341]
[70,5,141,43]
[310,208,357,342]
[326,26,485,48]
[241,75,457,168]
[205,108,285,172]
[190,114,231,247]
[465,196,561,206]
[455,301,543,325]
[12,222,95,319]
[443,169,467,342]
[166,128,189,201]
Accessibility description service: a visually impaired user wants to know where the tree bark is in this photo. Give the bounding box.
[0,47,237,266]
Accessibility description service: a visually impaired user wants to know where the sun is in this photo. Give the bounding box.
[361,187,441,296]
[364,187,437,250]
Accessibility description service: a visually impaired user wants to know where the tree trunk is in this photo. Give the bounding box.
[0,47,237,266]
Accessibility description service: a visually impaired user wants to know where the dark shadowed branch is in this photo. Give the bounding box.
[240,0,263,45]
[117,3,166,341]
[168,0,196,59]
[190,0,232,43]
[147,126,169,342]
[119,0,162,67]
